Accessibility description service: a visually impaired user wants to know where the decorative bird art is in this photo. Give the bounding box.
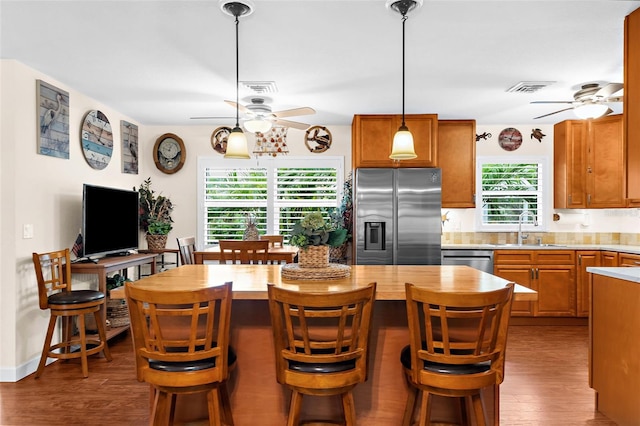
[40,93,64,135]
[531,128,546,142]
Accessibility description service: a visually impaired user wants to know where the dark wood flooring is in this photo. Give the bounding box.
[0,326,616,425]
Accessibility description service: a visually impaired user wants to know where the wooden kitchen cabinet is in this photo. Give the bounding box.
[554,115,625,208]
[351,114,438,169]
[438,120,476,208]
[619,252,640,267]
[601,251,619,266]
[576,251,600,317]
[493,250,576,317]
[625,8,640,206]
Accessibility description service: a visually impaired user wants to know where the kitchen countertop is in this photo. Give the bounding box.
[442,244,640,255]
[586,267,640,283]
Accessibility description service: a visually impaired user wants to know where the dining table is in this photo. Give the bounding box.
[120,264,536,425]
[193,244,299,264]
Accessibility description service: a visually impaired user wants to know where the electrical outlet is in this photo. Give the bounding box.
[23,224,33,239]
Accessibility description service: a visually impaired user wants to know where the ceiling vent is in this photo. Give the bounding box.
[506,81,556,94]
[240,81,278,94]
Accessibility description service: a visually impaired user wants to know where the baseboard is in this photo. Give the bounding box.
[0,356,55,383]
[509,317,588,326]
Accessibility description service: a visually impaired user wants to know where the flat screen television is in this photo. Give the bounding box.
[82,184,139,258]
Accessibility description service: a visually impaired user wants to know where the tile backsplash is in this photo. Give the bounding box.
[442,232,640,246]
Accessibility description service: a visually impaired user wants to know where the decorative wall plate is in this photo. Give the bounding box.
[154,133,185,174]
[305,125,332,153]
[498,127,523,151]
[81,110,113,169]
[211,126,231,154]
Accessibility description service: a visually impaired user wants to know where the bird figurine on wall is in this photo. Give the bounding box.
[40,93,64,135]
[531,128,546,142]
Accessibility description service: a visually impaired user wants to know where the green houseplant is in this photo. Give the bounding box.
[135,177,174,249]
[290,211,347,268]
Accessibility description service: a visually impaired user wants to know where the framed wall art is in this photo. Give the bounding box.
[498,127,523,151]
[121,120,139,174]
[81,110,113,170]
[36,80,70,159]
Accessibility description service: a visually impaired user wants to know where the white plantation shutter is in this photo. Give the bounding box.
[198,157,343,246]
[476,157,548,232]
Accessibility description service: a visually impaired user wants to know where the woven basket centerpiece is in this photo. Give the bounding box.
[298,245,330,268]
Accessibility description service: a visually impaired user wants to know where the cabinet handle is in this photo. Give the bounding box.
[587,194,591,205]
[535,268,539,279]
[568,195,572,204]
[578,254,582,265]
[531,268,535,280]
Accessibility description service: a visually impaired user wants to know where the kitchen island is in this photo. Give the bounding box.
[123,264,536,425]
[587,266,640,425]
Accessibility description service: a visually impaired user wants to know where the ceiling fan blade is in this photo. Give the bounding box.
[530,101,574,104]
[602,107,614,116]
[272,107,316,118]
[595,82,623,99]
[274,118,310,130]
[224,100,249,114]
[533,107,575,120]
[604,95,624,103]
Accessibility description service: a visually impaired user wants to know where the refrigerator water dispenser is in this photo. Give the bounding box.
[364,222,385,250]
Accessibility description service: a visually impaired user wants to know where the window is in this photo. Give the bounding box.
[197,156,344,247]
[475,156,548,232]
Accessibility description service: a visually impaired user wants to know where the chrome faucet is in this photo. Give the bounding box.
[517,211,538,246]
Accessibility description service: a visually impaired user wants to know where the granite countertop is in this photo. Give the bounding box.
[586,267,640,283]
[441,244,640,255]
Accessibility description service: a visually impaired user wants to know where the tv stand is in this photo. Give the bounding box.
[106,251,132,257]
[70,253,157,340]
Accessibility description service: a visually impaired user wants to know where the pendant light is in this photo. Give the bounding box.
[221,1,254,159]
[387,0,421,160]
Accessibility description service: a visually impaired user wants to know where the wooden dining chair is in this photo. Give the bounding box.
[218,240,270,264]
[260,234,284,248]
[126,281,235,426]
[176,236,196,265]
[267,282,377,426]
[32,248,112,378]
[401,282,515,426]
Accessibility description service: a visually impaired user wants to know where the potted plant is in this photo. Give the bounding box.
[135,177,174,250]
[290,211,347,268]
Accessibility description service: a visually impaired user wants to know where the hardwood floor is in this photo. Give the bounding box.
[0,326,616,425]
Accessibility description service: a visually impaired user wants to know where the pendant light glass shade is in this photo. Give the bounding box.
[390,124,417,159]
[573,103,609,120]
[224,126,250,159]
[243,119,273,133]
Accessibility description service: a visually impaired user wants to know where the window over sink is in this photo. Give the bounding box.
[475,156,549,232]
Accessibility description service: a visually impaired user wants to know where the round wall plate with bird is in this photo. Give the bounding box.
[81,110,113,169]
[498,127,523,151]
[154,133,186,174]
[305,125,332,153]
[211,126,231,154]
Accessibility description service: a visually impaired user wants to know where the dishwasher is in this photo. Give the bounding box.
[441,249,494,274]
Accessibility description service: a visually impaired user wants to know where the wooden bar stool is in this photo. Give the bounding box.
[218,240,269,264]
[267,282,376,426]
[401,282,515,426]
[126,281,235,426]
[32,248,112,378]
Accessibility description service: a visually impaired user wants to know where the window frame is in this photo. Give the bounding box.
[474,155,550,233]
[197,156,344,248]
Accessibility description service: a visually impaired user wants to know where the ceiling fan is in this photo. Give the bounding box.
[531,82,623,120]
[192,96,315,131]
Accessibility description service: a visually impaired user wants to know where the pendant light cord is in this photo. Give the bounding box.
[234,14,240,128]
[401,14,407,127]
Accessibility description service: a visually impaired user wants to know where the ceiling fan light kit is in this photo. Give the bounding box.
[221,0,254,159]
[243,118,272,134]
[387,0,419,161]
[573,103,610,120]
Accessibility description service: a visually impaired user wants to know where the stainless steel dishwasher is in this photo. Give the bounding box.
[441,249,494,274]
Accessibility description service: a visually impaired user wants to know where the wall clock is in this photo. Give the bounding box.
[211,126,231,154]
[81,110,113,169]
[498,127,523,151]
[304,125,332,153]
[153,133,185,174]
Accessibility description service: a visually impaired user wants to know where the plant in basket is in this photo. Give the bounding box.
[290,212,347,268]
[135,177,174,249]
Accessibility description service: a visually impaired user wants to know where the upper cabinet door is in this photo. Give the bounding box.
[625,8,640,206]
[438,120,476,208]
[352,114,438,168]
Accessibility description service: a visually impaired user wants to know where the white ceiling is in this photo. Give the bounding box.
[2,0,639,127]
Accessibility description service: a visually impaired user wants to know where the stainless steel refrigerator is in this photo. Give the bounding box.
[354,168,442,265]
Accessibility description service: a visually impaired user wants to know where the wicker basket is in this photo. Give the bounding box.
[298,245,330,268]
[329,243,348,263]
[106,298,130,328]
[146,234,168,250]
